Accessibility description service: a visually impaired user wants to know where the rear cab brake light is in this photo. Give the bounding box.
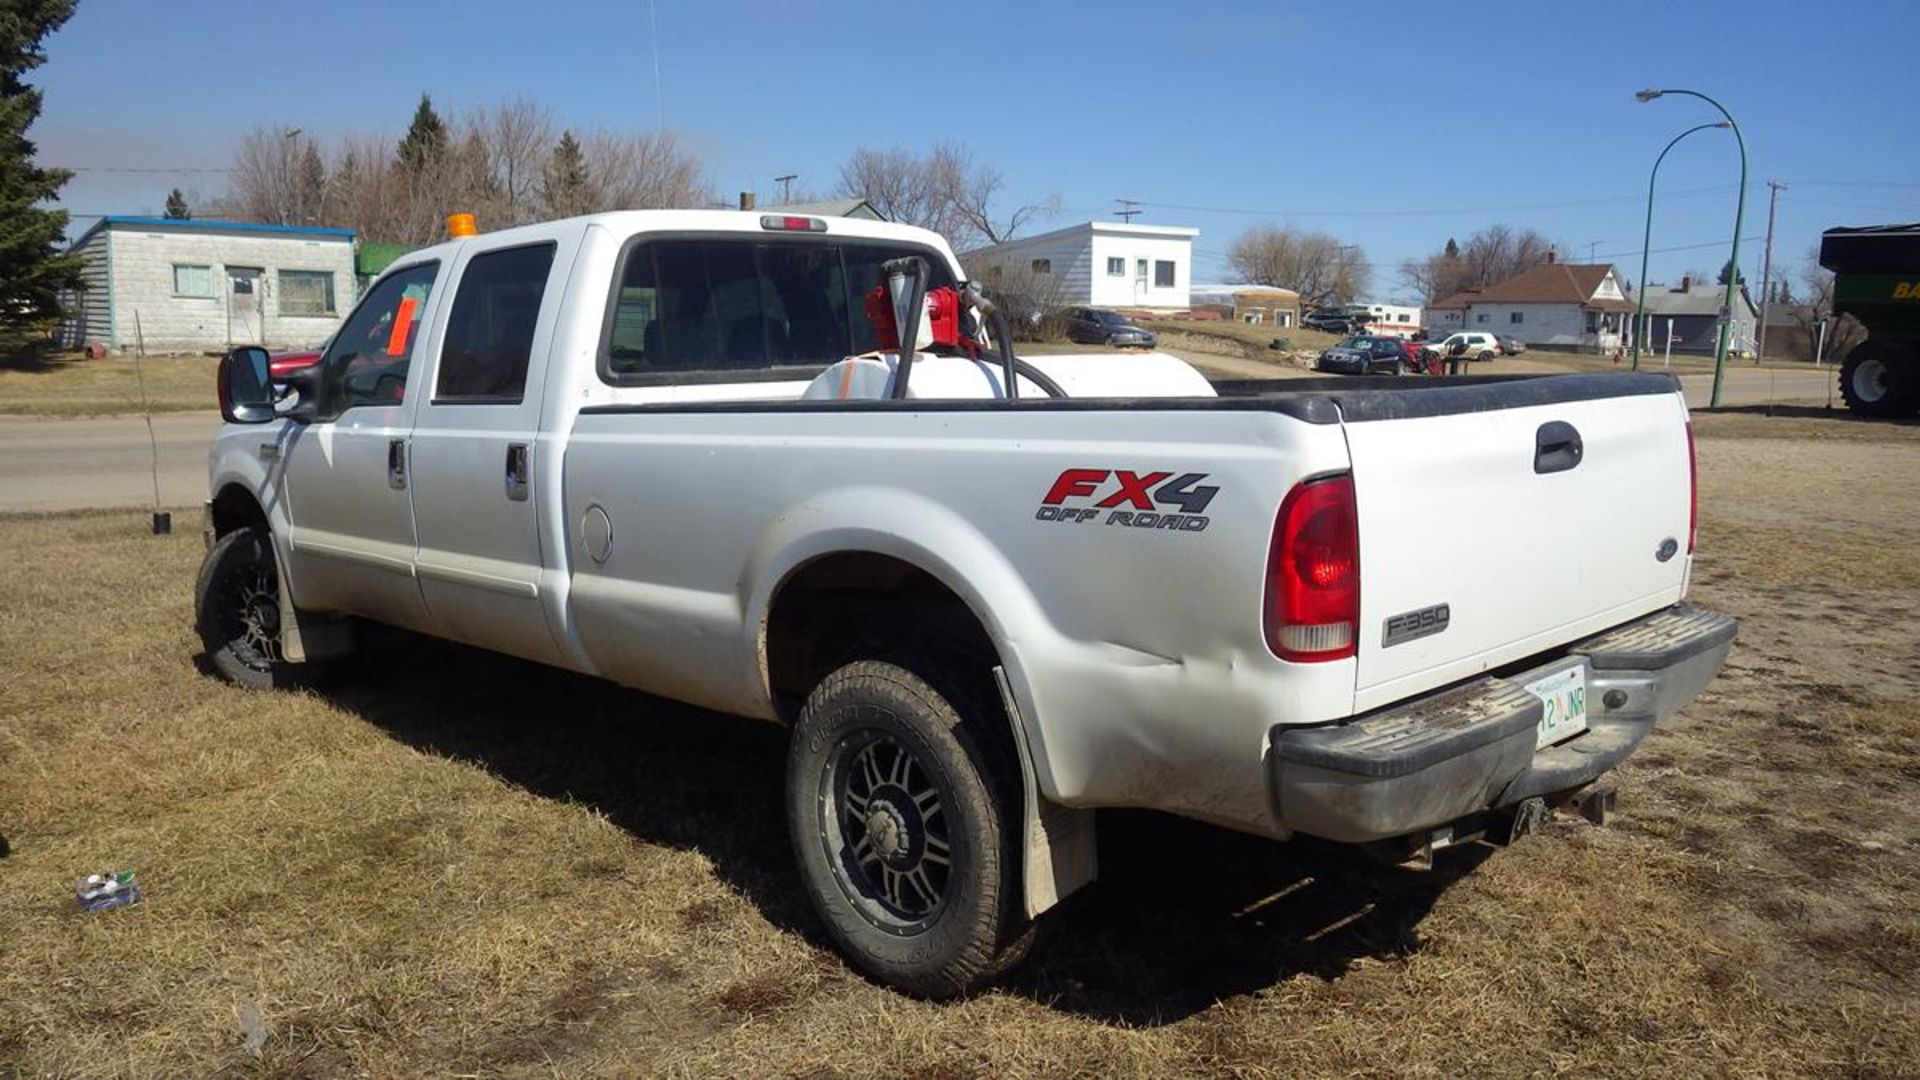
[1265,473,1360,662]
[761,215,827,232]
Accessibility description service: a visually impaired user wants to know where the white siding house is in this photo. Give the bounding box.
[57,217,358,353]
[963,222,1200,312]
[1430,262,1634,352]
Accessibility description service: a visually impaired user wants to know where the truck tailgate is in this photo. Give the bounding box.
[1342,384,1692,712]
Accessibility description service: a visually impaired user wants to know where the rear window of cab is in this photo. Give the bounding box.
[601,236,954,382]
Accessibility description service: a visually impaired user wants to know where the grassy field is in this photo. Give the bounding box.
[2,413,1917,1077]
[0,349,218,417]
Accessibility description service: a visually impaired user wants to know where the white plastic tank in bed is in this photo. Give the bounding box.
[800,351,1216,401]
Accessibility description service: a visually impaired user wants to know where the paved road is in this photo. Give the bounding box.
[0,364,1844,514]
[0,411,219,513]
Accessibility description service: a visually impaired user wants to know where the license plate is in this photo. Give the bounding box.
[1525,661,1590,749]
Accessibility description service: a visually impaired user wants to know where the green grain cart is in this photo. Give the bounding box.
[1820,222,1920,417]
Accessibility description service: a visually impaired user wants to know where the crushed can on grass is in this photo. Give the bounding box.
[77,871,141,913]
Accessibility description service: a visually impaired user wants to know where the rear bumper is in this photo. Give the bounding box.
[1268,604,1736,843]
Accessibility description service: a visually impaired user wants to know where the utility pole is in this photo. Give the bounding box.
[1754,179,1785,364]
[1114,198,1141,223]
[1586,240,1601,263]
[775,173,798,204]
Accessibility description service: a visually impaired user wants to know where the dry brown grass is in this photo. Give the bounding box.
[0,352,217,416]
[2,411,1917,1077]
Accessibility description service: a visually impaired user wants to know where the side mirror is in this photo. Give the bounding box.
[218,346,276,424]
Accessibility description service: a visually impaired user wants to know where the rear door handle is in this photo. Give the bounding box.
[1534,421,1583,474]
[505,443,529,502]
[387,438,407,490]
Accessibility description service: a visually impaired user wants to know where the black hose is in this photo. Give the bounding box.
[883,256,927,400]
[984,306,1065,398]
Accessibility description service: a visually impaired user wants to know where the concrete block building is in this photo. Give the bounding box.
[58,217,358,353]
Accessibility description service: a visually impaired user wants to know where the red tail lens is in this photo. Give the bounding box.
[1266,474,1360,662]
[1685,423,1698,553]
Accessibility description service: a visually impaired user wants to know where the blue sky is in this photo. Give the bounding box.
[36,0,1920,301]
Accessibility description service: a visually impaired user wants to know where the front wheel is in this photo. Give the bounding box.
[1477,350,1496,362]
[194,527,312,690]
[786,660,1031,997]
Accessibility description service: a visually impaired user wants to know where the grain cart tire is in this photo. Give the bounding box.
[194,527,315,690]
[1838,341,1920,417]
[787,659,1031,998]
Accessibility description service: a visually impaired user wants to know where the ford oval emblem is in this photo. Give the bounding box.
[1655,537,1679,562]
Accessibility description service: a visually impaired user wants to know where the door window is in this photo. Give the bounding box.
[435,243,557,403]
[318,262,439,417]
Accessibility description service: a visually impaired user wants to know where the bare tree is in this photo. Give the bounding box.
[837,141,1055,250]
[218,96,713,247]
[475,98,553,226]
[224,127,304,225]
[1228,225,1370,307]
[1794,247,1866,363]
[1399,225,1560,303]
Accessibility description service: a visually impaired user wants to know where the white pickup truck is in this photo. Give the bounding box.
[199,210,1735,997]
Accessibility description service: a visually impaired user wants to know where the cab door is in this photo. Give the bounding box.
[406,237,574,666]
[279,262,442,632]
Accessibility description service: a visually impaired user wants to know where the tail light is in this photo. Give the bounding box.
[1685,423,1698,553]
[1265,474,1360,662]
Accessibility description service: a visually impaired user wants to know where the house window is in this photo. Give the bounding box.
[172,264,213,298]
[1585,311,1600,333]
[1154,260,1175,288]
[1031,258,1051,274]
[1476,313,1489,323]
[279,270,337,316]
[1510,312,1524,324]
[1106,256,1124,276]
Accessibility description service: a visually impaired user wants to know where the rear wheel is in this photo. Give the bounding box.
[1477,349,1496,362]
[787,660,1030,997]
[1838,341,1919,417]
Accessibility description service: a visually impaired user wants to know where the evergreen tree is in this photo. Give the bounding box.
[164,188,190,219]
[1717,258,1746,286]
[1443,237,1460,260]
[540,130,589,217]
[0,0,83,331]
[396,93,448,175]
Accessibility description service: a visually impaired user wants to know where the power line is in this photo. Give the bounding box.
[55,165,235,174]
[1132,183,1743,220]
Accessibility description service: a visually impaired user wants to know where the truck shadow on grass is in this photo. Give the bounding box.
[312,628,1484,1027]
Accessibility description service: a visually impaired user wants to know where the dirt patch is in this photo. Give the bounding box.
[1,409,1917,1076]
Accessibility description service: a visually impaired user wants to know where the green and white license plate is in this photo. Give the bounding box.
[1525,661,1590,749]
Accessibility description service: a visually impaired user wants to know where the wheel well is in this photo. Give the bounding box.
[209,484,268,539]
[765,552,1002,716]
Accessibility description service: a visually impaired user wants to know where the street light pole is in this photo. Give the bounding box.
[1636,88,1748,407]
[1630,121,1730,370]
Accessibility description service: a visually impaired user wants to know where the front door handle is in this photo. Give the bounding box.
[387,438,407,490]
[505,443,529,502]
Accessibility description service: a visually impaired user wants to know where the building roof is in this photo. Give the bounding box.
[71,215,356,250]
[1432,263,1632,311]
[1638,283,1759,318]
[961,220,1199,258]
[1190,283,1301,299]
[761,197,885,221]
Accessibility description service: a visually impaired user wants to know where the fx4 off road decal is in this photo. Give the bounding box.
[1036,468,1218,532]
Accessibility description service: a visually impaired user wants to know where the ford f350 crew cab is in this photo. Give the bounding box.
[199,209,1735,997]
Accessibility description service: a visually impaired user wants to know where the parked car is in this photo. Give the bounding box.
[1302,309,1360,335]
[1066,308,1155,348]
[268,349,322,379]
[200,209,1733,999]
[1498,335,1527,356]
[1430,331,1502,361]
[1315,335,1424,375]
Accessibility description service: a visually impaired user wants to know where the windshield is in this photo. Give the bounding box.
[1092,311,1129,326]
[1344,336,1378,349]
